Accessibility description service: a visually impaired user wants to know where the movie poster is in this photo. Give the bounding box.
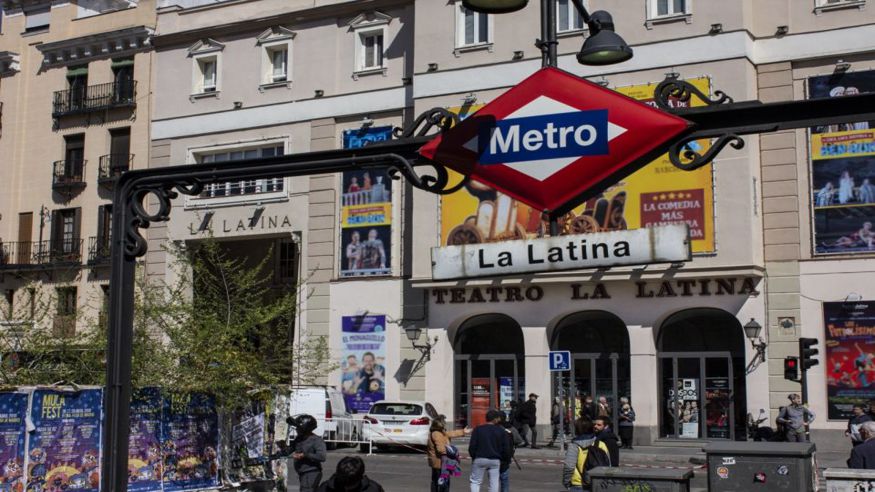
[128,388,163,492]
[27,388,103,492]
[440,78,715,254]
[0,392,27,492]
[809,70,875,254]
[824,301,875,419]
[341,315,386,413]
[339,127,394,277]
[161,393,219,492]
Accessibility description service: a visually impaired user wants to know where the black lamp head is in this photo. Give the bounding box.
[462,0,528,14]
[577,11,633,66]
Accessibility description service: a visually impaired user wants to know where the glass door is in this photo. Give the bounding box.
[456,356,523,429]
[659,353,735,440]
[705,357,733,439]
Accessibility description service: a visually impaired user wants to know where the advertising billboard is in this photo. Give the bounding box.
[341,315,387,413]
[824,301,875,419]
[0,392,27,492]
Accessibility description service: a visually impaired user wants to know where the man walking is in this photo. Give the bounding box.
[469,409,512,492]
[593,417,620,467]
[518,393,539,449]
[849,421,875,469]
[776,394,816,442]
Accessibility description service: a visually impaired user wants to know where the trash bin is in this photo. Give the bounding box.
[704,441,817,492]
[823,468,875,492]
[588,466,694,492]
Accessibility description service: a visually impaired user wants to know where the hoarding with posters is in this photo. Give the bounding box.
[824,301,875,419]
[339,127,394,277]
[440,78,715,253]
[809,70,875,254]
[341,315,386,413]
[0,392,27,492]
[128,388,163,492]
[161,393,220,492]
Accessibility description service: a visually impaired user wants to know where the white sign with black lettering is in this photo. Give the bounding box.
[431,224,691,280]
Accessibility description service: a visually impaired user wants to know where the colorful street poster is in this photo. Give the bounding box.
[339,127,394,277]
[440,78,715,253]
[824,301,875,419]
[27,388,102,492]
[231,412,265,460]
[128,388,163,492]
[161,393,219,492]
[809,70,875,254]
[0,392,27,492]
[340,315,386,413]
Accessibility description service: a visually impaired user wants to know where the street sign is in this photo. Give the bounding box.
[418,67,692,213]
[549,350,571,372]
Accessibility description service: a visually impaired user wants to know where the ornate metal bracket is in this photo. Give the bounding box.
[123,180,204,258]
[667,131,745,171]
[393,107,459,139]
[654,77,734,110]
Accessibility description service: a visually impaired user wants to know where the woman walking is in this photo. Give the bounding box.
[618,397,636,450]
[427,415,471,491]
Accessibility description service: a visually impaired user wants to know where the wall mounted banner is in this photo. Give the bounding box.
[161,393,220,492]
[341,315,386,413]
[27,388,103,492]
[128,388,163,492]
[0,392,28,492]
[432,224,691,280]
[824,301,875,419]
[340,127,394,277]
[809,70,875,254]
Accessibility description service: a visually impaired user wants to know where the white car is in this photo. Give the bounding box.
[287,386,359,449]
[360,401,440,452]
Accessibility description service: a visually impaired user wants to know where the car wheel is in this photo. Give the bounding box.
[359,443,371,453]
[326,432,337,451]
[348,430,359,449]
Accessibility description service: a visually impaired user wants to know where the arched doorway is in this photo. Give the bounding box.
[454,314,525,428]
[550,311,630,430]
[657,308,747,440]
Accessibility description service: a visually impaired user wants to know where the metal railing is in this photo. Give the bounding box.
[53,159,87,189]
[52,80,137,117]
[88,236,110,265]
[199,178,284,198]
[0,239,83,268]
[98,154,133,185]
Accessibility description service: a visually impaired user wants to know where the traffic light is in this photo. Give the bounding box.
[784,357,799,381]
[799,337,820,371]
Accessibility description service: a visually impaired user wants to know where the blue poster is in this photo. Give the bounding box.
[27,388,102,492]
[161,393,219,492]
[341,315,387,413]
[0,392,27,492]
[128,388,163,492]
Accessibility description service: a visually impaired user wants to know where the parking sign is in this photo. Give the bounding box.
[548,351,571,372]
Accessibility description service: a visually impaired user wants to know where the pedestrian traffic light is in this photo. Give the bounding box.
[799,337,819,371]
[784,357,799,381]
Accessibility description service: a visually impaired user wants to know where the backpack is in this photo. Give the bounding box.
[576,440,611,488]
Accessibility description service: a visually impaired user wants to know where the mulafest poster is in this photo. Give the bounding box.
[0,392,28,492]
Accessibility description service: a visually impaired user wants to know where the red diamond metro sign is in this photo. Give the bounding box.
[418,67,693,213]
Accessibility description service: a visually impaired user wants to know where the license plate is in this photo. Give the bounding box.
[393,429,403,433]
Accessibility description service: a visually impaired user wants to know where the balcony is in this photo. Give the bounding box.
[51,80,137,118]
[87,236,111,265]
[0,239,84,270]
[53,160,87,192]
[98,154,132,187]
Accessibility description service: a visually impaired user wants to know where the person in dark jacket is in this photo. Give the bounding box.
[593,417,620,467]
[469,409,512,492]
[498,413,524,492]
[849,421,875,469]
[847,403,873,447]
[518,393,539,448]
[580,395,597,422]
[617,397,636,449]
[316,457,384,492]
[288,414,327,492]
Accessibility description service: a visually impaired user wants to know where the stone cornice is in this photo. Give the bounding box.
[35,25,153,67]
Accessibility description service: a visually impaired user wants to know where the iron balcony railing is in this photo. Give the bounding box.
[87,236,111,265]
[98,153,133,185]
[52,159,87,190]
[0,239,83,269]
[51,80,137,117]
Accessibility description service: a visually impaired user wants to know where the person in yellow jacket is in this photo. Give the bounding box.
[562,418,611,491]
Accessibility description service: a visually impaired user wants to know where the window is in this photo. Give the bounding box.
[268,46,288,82]
[67,65,89,111]
[199,57,217,92]
[457,4,490,47]
[359,31,384,71]
[651,0,688,17]
[50,208,81,259]
[24,4,50,33]
[54,287,76,337]
[257,27,295,86]
[557,0,585,32]
[196,144,285,198]
[348,11,391,75]
[188,38,225,95]
[276,238,297,284]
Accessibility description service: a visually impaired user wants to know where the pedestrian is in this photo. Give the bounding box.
[849,421,875,469]
[617,397,635,449]
[316,456,385,492]
[868,399,875,420]
[847,403,873,447]
[509,400,524,440]
[562,418,611,491]
[592,417,619,467]
[499,413,524,492]
[427,414,471,492]
[597,396,611,420]
[580,395,596,421]
[288,414,327,492]
[548,397,563,447]
[469,409,512,492]
[518,393,539,449]
[776,394,816,442]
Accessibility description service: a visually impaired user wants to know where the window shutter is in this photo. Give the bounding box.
[50,210,61,250]
[24,5,50,30]
[73,208,82,250]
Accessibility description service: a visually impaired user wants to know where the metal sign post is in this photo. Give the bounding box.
[549,350,571,453]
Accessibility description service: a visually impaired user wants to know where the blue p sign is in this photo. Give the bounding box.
[549,351,571,372]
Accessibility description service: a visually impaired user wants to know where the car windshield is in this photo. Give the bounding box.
[369,403,423,416]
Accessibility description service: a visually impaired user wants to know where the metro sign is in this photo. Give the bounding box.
[419,67,693,213]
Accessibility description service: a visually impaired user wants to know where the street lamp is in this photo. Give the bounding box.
[743,318,767,374]
[462,0,633,67]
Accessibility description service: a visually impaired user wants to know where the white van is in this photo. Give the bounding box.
[287,386,358,449]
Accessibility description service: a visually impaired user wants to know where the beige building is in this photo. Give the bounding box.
[0,1,154,338]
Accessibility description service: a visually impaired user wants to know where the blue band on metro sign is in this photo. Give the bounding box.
[479,110,609,164]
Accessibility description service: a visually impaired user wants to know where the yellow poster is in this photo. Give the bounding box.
[810,129,875,160]
[440,78,716,253]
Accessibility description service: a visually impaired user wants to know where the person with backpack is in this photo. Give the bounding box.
[288,414,327,492]
[316,457,385,492]
[562,418,611,491]
[499,413,524,492]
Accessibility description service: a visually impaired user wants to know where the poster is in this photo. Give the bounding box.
[339,127,394,277]
[0,392,27,492]
[498,377,514,418]
[341,315,386,413]
[824,301,875,419]
[128,388,163,492]
[470,378,491,428]
[161,393,219,492]
[27,388,103,492]
[231,413,265,460]
[440,78,715,254]
[809,70,875,254]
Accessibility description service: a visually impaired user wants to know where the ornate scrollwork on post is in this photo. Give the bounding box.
[667,133,745,171]
[654,78,734,110]
[122,179,205,258]
[386,154,470,195]
[393,108,459,139]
